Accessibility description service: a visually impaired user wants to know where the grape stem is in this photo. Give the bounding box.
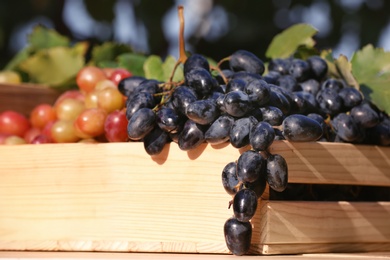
[210,65,228,84]
[168,5,188,83]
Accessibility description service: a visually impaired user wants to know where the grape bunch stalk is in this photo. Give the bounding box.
[121,6,390,256]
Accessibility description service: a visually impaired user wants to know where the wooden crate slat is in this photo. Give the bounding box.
[0,83,61,116]
[256,201,390,245]
[1,142,390,254]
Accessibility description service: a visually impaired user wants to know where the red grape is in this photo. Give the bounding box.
[51,120,80,143]
[0,110,31,137]
[97,87,125,113]
[109,68,132,86]
[24,127,41,143]
[76,66,107,93]
[55,98,85,121]
[104,110,128,142]
[30,104,57,129]
[74,108,107,138]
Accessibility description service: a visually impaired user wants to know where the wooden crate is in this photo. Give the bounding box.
[0,141,389,255]
[0,83,390,255]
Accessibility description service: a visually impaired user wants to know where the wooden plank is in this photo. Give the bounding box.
[0,83,62,116]
[0,142,390,254]
[270,141,390,186]
[2,252,390,260]
[251,243,390,256]
[256,201,390,244]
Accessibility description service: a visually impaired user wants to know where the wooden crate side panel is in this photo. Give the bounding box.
[250,243,390,255]
[270,141,390,186]
[0,142,390,254]
[0,83,61,116]
[257,201,390,244]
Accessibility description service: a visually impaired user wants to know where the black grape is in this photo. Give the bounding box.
[223,90,251,117]
[307,56,328,80]
[143,127,170,156]
[267,89,291,115]
[268,58,291,75]
[205,115,235,144]
[266,154,288,192]
[221,162,241,195]
[184,53,210,74]
[118,76,146,97]
[230,116,258,148]
[249,121,275,151]
[229,50,265,75]
[367,118,390,146]
[299,79,321,96]
[171,85,198,115]
[350,102,379,128]
[126,91,156,120]
[156,106,182,133]
[289,59,311,82]
[260,106,284,126]
[185,68,216,96]
[224,217,252,256]
[316,88,344,116]
[133,79,160,96]
[178,119,206,151]
[127,108,156,140]
[263,71,281,84]
[331,113,361,142]
[236,150,265,183]
[233,188,258,222]
[338,87,363,109]
[228,71,263,85]
[282,114,323,142]
[321,78,344,91]
[185,99,220,125]
[276,75,301,92]
[245,79,271,106]
[245,170,267,198]
[226,78,246,93]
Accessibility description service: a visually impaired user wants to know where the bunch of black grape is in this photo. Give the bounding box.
[119,49,390,256]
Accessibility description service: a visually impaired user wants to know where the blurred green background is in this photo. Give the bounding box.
[0,0,389,68]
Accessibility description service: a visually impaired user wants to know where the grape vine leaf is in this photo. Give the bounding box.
[19,46,84,88]
[144,55,164,81]
[144,55,183,82]
[92,42,133,66]
[321,49,340,78]
[118,53,147,77]
[162,55,184,82]
[334,54,359,89]
[28,25,70,51]
[266,23,318,59]
[351,44,390,113]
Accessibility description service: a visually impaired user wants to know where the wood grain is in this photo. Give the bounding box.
[0,142,390,254]
[2,251,390,260]
[0,83,62,116]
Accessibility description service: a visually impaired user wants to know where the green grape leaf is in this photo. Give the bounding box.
[334,54,359,89]
[4,47,32,70]
[321,49,340,79]
[294,45,320,60]
[92,42,132,65]
[117,53,147,77]
[351,44,390,113]
[144,55,164,81]
[19,46,84,88]
[162,55,184,82]
[144,55,184,82]
[266,23,318,59]
[28,25,70,51]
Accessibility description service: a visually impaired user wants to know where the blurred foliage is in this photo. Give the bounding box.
[1,0,390,68]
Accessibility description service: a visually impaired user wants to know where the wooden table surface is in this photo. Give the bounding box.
[1,252,390,260]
